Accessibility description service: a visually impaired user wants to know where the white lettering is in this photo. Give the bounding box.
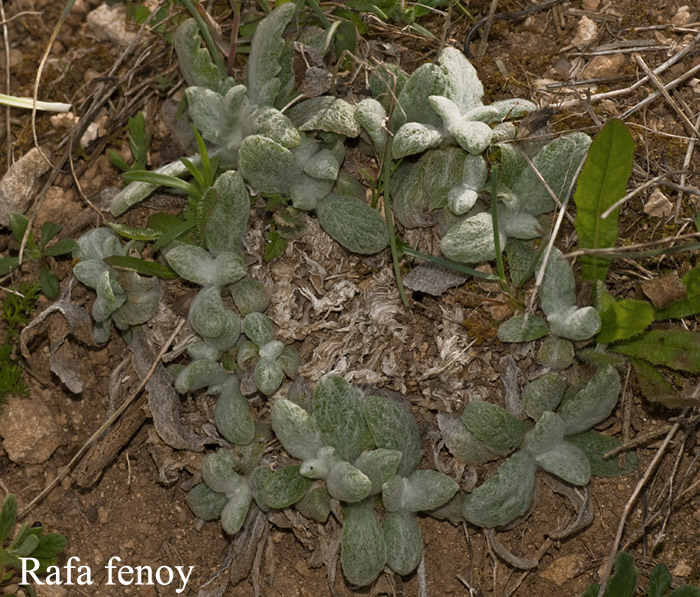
[118,565,134,585]
[105,556,121,585]
[20,558,43,585]
[135,565,153,586]
[175,566,194,594]
[155,566,173,586]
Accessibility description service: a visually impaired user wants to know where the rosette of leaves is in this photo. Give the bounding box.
[498,245,602,344]
[271,374,458,585]
[356,47,535,159]
[110,4,300,216]
[440,133,592,264]
[72,228,162,343]
[187,425,312,535]
[439,365,635,528]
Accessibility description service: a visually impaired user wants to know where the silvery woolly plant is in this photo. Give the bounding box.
[270,374,458,586]
[72,228,161,344]
[110,4,389,256]
[438,364,636,528]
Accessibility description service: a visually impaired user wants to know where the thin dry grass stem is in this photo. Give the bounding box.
[555,33,700,109]
[652,433,688,551]
[563,230,700,258]
[619,60,700,120]
[603,424,673,459]
[68,133,105,224]
[0,0,11,171]
[475,0,499,61]
[17,318,186,519]
[619,363,632,469]
[633,54,700,140]
[675,112,700,222]
[596,407,691,597]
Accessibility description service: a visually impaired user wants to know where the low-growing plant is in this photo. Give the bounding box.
[0,214,77,299]
[439,364,637,528]
[582,551,700,597]
[0,494,67,589]
[0,283,39,407]
[107,111,152,173]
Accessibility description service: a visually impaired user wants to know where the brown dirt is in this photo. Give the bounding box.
[2,1,700,596]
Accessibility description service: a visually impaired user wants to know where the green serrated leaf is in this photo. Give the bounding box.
[31,533,67,559]
[574,120,634,283]
[107,222,161,242]
[613,330,700,374]
[0,494,18,542]
[629,358,693,408]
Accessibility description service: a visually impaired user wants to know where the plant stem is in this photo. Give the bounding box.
[382,136,409,307]
[306,0,331,29]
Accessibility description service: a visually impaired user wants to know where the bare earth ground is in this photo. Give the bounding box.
[1,0,700,596]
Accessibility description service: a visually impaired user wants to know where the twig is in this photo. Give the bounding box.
[596,410,688,597]
[0,0,11,171]
[633,54,700,140]
[476,0,499,61]
[17,319,185,518]
[675,113,700,222]
[555,33,700,109]
[564,230,700,257]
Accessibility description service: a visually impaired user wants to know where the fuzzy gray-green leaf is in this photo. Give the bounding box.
[202,449,243,495]
[254,358,284,395]
[242,312,275,347]
[354,449,402,495]
[392,122,442,159]
[291,97,361,137]
[175,359,228,393]
[315,193,388,255]
[383,511,423,576]
[558,365,621,435]
[215,378,255,445]
[512,132,591,216]
[441,211,506,264]
[461,401,526,455]
[326,461,372,503]
[436,413,502,464]
[393,63,447,129]
[239,135,299,195]
[270,399,325,461]
[497,313,549,343]
[567,430,637,477]
[535,441,591,485]
[355,98,387,151]
[438,46,483,115]
[522,373,567,420]
[229,277,270,315]
[204,170,250,256]
[112,271,162,327]
[522,411,565,456]
[247,3,295,106]
[362,395,421,477]
[383,470,459,513]
[165,245,215,286]
[189,287,226,339]
[262,465,311,509]
[173,19,232,94]
[313,374,374,463]
[187,483,227,521]
[462,451,537,528]
[295,482,331,523]
[221,490,252,535]
[341,500,387,587]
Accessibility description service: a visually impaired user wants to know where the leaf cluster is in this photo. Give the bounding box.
[0,494,67,586]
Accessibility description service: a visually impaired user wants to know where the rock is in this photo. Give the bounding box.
[672,5,693,27]
[540,553,587,586]
[86,3,136,47]
[35,186,80,229]
[581,53,626,79]
[643,188,673,218]
[673,560,693,577]
[35,586,68,597]
[0,147,53,227]
[582,0,600,10]
[0,394,62,464]
[572,16,598,50]
[642,273,688,309]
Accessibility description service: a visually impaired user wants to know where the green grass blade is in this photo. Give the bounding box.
[574,119,634,283]
[0,494,18,542]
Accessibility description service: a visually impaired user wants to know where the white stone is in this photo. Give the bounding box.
[86,3,136,47]
[0,147,53,227]
[572,16,598,50]
[643,188,673,218]
[0,394,62,465]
